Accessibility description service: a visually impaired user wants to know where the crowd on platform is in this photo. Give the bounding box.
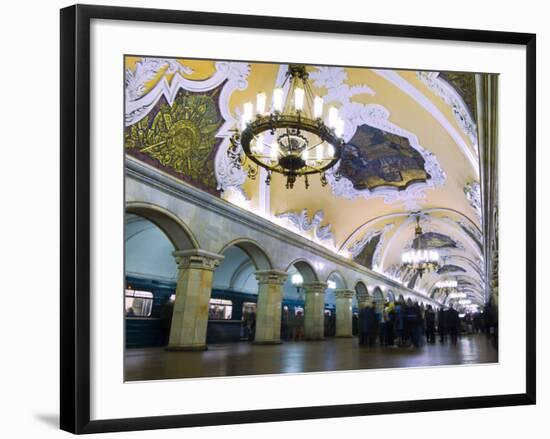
[241,298,498,347]
[357,299,498,348]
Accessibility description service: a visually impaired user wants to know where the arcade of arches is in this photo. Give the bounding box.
[124,57,499,380]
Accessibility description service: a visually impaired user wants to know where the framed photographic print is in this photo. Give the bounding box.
[60,4,536,434]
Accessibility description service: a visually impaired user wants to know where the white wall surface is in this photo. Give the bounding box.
[0,0,546,438]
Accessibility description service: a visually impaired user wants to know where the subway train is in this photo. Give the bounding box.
[125,276,351,348]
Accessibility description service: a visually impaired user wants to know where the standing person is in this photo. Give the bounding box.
[247,309,256,342]
[447,305,460,345]
[366,304,379,346]
[409,303,423,347]
[280,306,289,341]
[159,297,174,346]
[329,312,336,337]
[425,305,436,344]
[358,306,368,346]
[395,299,406,346]
[438,308,448,344]
[385,302,396,346]
[294,310,305,341]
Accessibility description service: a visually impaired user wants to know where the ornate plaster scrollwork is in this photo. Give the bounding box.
[275,208,335,246]
[323,102,446,210]
[416,71,478,148]
[125,58,194,102]
[309,66,375,103]
[464,181,482,222]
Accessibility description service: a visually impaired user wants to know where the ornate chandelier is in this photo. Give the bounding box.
[228,64,345,189]
[401,216,440,278]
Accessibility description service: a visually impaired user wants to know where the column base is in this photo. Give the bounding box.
[335,335,353,338]
[165,344,208,352]
[253,340,283,345]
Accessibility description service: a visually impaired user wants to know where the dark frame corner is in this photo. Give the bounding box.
[60,4,536,434]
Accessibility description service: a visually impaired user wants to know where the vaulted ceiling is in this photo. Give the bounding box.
[124,57,485,306]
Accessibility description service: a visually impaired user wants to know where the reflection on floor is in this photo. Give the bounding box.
[125,334,498,381]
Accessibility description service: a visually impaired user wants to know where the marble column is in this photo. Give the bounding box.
[254,270,288,344]
[335,289,354,338]
[167,249,224,351]
[303,282,327,340]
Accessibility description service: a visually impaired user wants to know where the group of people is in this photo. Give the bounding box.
[358,301,464,348]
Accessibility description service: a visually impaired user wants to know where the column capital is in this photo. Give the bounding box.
[334,289,355,299]
[172,249,224,271]
[254,269,288,285]
[357,292,373,305]
[302,281,328,295]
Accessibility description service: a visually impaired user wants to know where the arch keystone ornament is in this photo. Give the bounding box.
[167,249,224,351]
[253,270,289,344]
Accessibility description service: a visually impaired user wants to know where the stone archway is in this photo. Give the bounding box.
[218,239,286,345]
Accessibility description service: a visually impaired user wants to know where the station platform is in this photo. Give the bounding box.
[125,334,498,381]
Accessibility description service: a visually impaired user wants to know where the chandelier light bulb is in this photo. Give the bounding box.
[272,88,284,112]
[254,134,264,154]
[313,96,324,119]
[328,106,338,128]
[302,148,309,161]
[335,118,345,137]
[270,141,279,160]
[294,87,305,111]
[316,143,324,161]
[243,101,253,124]
[256,92,266,115]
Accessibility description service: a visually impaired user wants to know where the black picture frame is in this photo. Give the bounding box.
[60,4,536,434]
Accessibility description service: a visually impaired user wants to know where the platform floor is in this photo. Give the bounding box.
[125,334,498,381]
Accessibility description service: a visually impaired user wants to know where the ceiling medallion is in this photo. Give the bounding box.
[228,65,345,189]
[401,215,440,278]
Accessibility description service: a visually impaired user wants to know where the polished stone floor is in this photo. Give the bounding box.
[125,334,498,381]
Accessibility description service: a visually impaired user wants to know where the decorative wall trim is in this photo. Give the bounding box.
[464,181,482,223]
[416,71,478,148]
[309,66,375,103]
[275,208,335,246]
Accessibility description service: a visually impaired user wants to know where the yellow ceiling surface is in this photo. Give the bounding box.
[124,57,485,301]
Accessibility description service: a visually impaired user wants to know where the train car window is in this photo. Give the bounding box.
[209,298,233,320]
[125,289,154,317]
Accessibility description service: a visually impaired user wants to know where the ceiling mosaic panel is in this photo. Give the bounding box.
[125,86,225,195]
[353,233,382,270]
[338,124,430,191]
[437,264,467,274]
[438,71,477,119]
[413,231,458,249]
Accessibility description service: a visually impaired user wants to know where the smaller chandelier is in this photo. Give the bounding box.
[401,216,439,278]
[448,291,467,299]
[228,64,345,189]
[435,279,458,289]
